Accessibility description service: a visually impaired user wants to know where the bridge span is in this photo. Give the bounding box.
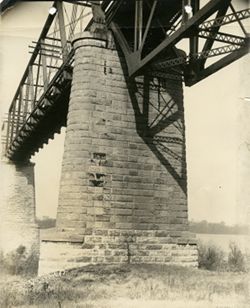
[0,0,249,274]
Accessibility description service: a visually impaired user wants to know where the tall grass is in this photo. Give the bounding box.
[228,242,246,272]
[26,279,82,306]
[0,278,82,308]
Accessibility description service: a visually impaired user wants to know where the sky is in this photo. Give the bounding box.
[0,1,249,225]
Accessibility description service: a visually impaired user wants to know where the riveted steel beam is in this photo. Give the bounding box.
[186,43,249,86]
[127,0,231,76]
[199,0,231,68]
[198,30,246,46]
[200,8,250,30]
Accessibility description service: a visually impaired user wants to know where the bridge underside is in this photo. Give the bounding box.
[2,0,249,162]
[6,66,72,162]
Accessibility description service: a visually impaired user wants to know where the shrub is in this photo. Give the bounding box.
[228,242,245,272]
[0,245,39,276]
[197,242,225,271]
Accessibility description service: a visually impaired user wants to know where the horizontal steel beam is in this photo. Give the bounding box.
[200,8,250,29]
[151,42,244,70]
[198,30,246,46]
[186,43,249,86]
[128,0,228,76]
[197,44,242,59]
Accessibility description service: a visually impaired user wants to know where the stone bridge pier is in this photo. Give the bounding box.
[0,158,39,274]
[39,31,197,274]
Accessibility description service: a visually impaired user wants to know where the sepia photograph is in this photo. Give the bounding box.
[0,0,249,307]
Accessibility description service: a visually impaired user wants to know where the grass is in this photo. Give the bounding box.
[0,242,249,307]
[0,264,249,308]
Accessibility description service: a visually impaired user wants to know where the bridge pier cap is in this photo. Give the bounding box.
[72,31,108,45]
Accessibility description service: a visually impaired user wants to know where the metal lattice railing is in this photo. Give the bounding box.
[4,1,93,156]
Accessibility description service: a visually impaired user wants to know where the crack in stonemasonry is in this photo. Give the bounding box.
[125,235,135,264]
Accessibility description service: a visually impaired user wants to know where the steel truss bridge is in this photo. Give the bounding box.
[2,0,249,162]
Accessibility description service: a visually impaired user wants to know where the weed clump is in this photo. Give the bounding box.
[198,243,225,271]
[228,242,246,272]
[26,279,82,306]
[198,242,246,272]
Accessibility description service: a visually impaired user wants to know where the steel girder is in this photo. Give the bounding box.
[108,0,250,86]
[3,0,250,160]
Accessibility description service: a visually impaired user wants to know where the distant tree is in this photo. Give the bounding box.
[36,216,56,229]
[189,220,249,234]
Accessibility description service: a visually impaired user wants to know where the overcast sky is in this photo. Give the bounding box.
[0,1,249,225]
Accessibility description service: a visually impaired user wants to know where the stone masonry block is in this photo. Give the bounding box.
[41,31,198,274]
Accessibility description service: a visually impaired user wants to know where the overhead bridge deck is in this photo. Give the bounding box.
[2,0,249,162]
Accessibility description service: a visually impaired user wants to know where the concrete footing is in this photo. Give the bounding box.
[39,229,197,275]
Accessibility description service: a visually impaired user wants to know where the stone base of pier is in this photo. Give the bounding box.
[39,229,197,275]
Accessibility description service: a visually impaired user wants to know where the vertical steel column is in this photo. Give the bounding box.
[138,0,143,48]
[190,0,200,58]
[182,0,192,24]
[41,44,48,91]
[33,53,42,104]
[5,112,11,153]
[57,1,68,62]
[134,0,139,51]
[134,0,143,51]
[15,86,23,137]
[143,75,150,127]
[140,0,157,51]
[28,66,35,108]
[24,79,30,121]
[9,102,16,145]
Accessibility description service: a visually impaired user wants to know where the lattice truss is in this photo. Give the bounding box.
[2,0,250,161]
[110,0,250,85]
[3,1,93,158]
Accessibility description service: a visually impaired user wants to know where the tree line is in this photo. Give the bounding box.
[37,216,249,234]
[189,220,249,234]
[36,217,56,229]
